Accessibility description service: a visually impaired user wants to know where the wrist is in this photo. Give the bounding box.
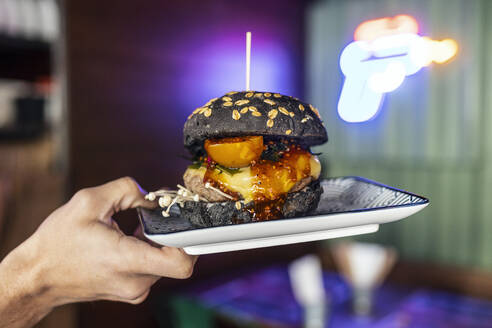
[0,236,58,323]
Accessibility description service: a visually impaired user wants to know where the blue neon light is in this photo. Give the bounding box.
[338,33,424,123]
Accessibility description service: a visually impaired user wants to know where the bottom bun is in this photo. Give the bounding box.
[180,180,322,227]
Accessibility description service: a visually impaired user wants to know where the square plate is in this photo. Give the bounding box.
[138,176,428,255]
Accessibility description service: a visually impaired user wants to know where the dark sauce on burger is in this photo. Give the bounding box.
[203,140,313,221]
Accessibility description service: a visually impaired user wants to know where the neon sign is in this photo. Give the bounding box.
[338,15,458,123]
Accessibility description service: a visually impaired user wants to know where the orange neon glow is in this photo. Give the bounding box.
[430,38,458,64]
[411,37,458,67]
[354,15,418,42]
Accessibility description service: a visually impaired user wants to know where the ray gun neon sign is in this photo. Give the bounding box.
[338,15,458,123]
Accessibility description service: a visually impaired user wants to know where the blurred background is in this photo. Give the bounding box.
[1,0,492,327]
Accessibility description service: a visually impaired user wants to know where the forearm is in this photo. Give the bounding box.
[0,238,56,328]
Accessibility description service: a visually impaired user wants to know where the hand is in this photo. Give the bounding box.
[0,177,197,328]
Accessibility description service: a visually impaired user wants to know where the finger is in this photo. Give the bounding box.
[125,289,151,305]
[119,236,197,278]
[102,177,156,211]
[192,254,199,266]
[101,287,152,305]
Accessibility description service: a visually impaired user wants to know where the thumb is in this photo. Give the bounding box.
[92,177,156,217]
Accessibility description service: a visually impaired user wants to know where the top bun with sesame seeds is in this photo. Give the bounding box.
[183,91,327,156]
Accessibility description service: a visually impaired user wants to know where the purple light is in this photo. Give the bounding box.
[177,35,295,111]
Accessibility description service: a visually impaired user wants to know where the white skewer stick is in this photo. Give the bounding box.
[246,31,251,91]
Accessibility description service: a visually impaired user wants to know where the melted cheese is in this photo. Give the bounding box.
[187,154,321,203]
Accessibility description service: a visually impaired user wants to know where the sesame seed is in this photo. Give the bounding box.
[289,111,295,117]
[199,107,208,114]
[278,107,289,116]
[232,110,241,120]
[240,107,249,114]
[264,99,276,106]
[264,92,272,97]
[235,99,250,106]
[193,107,202,114]
[226,91,238,95]
[245,92,254,98]
[205,97,217,106]
[301,118,308,123]
[274,93,281,98]
[235,201,241,210]
[252,111,262,117]
[223,101,233,107]
[268,109,278,119]
[222,96,232,102]
[309,104,322,118]
[267,119,274,127]
[254,93,263,98]
[286,129,292,135]
[204,108,212,117]
[299,104,305,111]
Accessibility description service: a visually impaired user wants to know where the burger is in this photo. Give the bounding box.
[176,90,328,227]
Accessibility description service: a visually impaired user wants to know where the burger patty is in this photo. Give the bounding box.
[183,168,314,202]
[183,168,228,202]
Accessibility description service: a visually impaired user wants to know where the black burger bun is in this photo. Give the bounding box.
[184,91,328,156]
[180,180,322,227]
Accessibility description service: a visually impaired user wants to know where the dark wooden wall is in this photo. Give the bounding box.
[66,0,310,327]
